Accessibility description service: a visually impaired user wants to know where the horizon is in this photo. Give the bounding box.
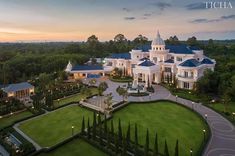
[0,0,235,42]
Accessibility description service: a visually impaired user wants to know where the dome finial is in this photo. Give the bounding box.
[157,30,160,37]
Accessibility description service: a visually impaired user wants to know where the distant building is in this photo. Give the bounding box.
[1,82,35,99]
[65,61,106,79]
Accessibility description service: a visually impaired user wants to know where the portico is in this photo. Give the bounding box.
[133,60,161,87]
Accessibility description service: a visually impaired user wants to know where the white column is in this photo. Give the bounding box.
[145,74,148,87]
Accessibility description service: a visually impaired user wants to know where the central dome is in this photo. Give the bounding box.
[151,30,165,46]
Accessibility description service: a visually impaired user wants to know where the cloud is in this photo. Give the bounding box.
[190,14,235,23]
[143,13,152,17]
[124,17,136,20]
[122,7,131,12]
[185,2,205,10]
[152,2,171,10]
[221,14,235,20]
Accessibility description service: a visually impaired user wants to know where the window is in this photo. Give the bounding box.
[137,55,139,58]
[183,82,190,89]
[191,72,194,77]
[165,67,171,72]
[159,47,161,50]
[184,71,188,77]
[153,57,157,63]
[177,57,182,61]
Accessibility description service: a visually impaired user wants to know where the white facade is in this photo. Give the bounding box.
[104,31,216,90]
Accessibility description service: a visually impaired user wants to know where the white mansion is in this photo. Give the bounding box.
[65,31,216,90]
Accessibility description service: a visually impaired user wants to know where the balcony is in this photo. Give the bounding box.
[177,75,194,79]
[177,75,196,82]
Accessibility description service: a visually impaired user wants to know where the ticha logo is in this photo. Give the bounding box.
[205,1,233,9]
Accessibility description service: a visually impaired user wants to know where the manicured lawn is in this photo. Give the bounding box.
[38,139,107,156]
[53,87,98,107]
[19,106,94,147]
[110,101,208,156]
[0,111,33,129]
[210,102,235,113]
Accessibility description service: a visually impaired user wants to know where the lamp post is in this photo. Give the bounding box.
[71,126,74,136]
[190,148,193,156]
[203,129,206,142]
[232,112,235,120]
[192,102,194,110]
[176,95,178,102]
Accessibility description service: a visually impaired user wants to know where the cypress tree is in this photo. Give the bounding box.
[115,135,119,154]
[118,119,123,150]
[126,122,131,146]
[144,129,149,156]
[81,116,85,135]
[175,139,179,156]
[92,112,97,140]
[107,130,111,149]
[104,116,107,136]
[164,140,169,156]
[153,132,158,156]
[134,123,138,155]
[87,117,91,138]
[111,120,114,139]
[122,139,127,156]
[135,123,138,145]
[98,112,102,125]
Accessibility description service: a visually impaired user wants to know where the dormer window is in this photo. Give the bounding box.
[177,57,182,61]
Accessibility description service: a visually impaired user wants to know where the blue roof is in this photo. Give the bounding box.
[133,44,196,54]
[72,65,103,71]
[134,44,151,52]
[2,82,34,93]
[189,46,201,51]
[179,59,201,67]
[139,57,149,61]
[166,45,194,54]
[108,53,131,59]
[138,60,155,67]
[164,59,174,63]
[201,58,214,64]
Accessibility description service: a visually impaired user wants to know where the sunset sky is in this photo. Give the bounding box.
[0,0,234,42]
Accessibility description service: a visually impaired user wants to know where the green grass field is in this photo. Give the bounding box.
[19,106,94,147]
[210,102,235,113]
[38,139,107,156]
[0,111,33,129]
[110,101,207,156]
[54,88,98,107]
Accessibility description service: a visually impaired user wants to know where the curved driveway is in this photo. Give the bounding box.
[102,80,235,156]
